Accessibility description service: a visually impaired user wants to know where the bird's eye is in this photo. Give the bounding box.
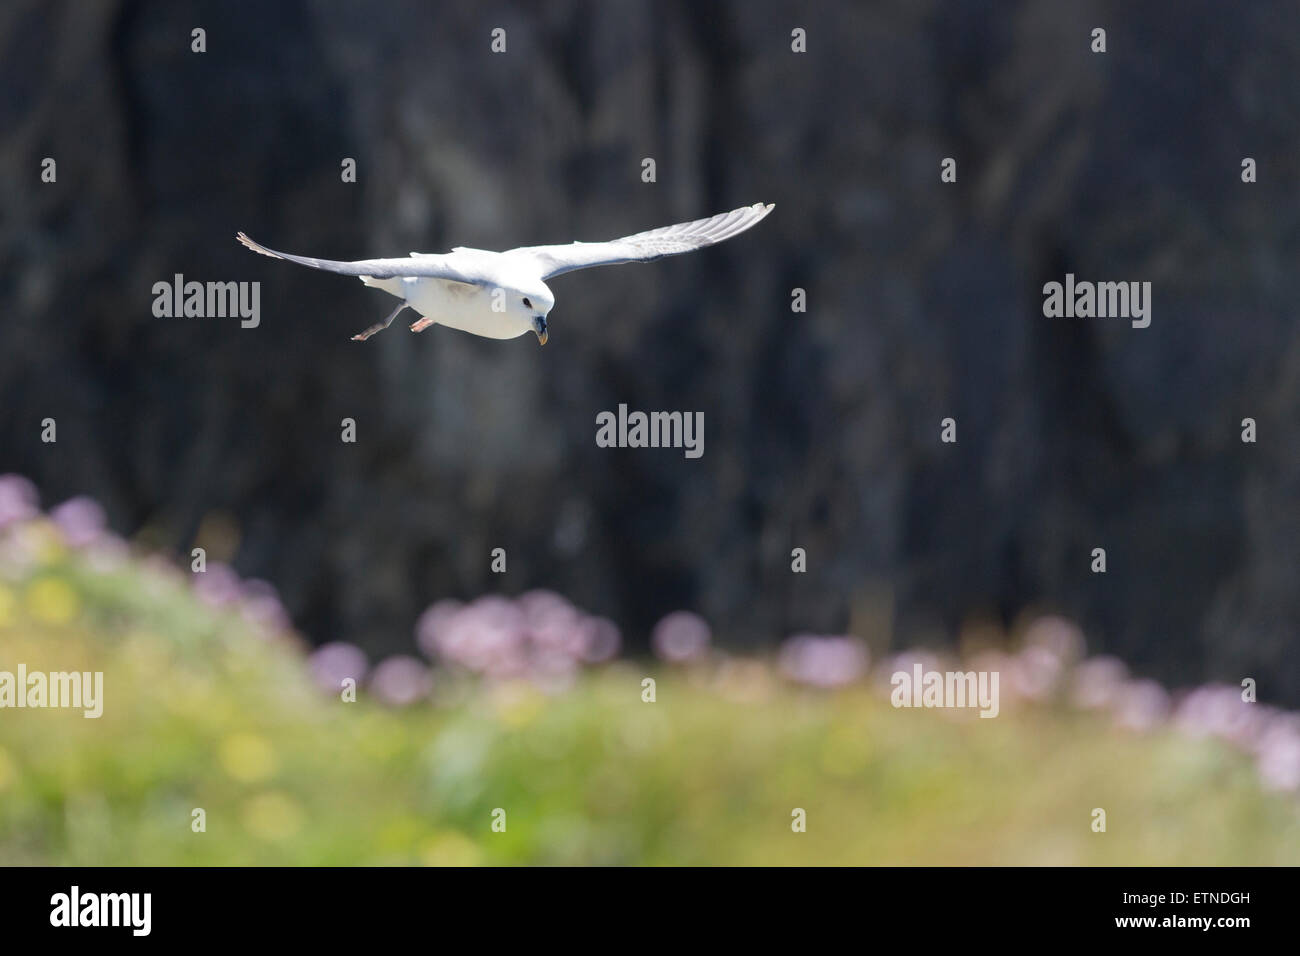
[523,297,533,309]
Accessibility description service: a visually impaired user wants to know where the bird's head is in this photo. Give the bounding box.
[517,285,554,345]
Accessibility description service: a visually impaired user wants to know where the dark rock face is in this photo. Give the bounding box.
[2,0,1297,698]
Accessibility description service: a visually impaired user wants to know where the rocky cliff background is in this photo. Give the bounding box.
[1,0,1297,699]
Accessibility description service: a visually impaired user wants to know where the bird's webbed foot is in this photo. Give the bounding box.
[351,303,408,342]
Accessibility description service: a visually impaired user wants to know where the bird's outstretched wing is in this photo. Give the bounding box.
[235,232,490,283]
[506,203,773,280]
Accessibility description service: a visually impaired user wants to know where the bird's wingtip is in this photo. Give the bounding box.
[236,232,281,258]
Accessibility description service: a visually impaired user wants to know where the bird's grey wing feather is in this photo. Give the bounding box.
[236,232,486,282]
[507,203,774,280]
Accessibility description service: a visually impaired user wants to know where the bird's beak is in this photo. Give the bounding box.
[533,316,548,345]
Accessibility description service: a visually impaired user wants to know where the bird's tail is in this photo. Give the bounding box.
[359,275,404,298]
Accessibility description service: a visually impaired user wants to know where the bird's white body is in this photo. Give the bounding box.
[371,274,541,340]
[363,247,552,340]
[236,203,773,344]
[410,277,525,339]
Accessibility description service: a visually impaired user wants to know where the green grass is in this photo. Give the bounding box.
[1,522,1297,865]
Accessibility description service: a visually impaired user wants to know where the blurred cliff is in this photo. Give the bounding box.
[1,0,1297,699]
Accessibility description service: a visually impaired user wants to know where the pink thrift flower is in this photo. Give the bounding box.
[778,635,869,688]
[0,474,39,528]
[50,496,107,548]
[651,611,711,663]
[309,642,369,694]
[370,655,432,706]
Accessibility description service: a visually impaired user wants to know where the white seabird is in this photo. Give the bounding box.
[236,202,773,344]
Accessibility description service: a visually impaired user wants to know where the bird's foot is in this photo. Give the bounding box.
[409,317,435,333]
[351,303,409,342]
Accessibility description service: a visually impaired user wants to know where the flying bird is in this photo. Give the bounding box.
[236,203,773,344]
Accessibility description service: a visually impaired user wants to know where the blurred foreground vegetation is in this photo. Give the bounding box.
[1,521,1298,866]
